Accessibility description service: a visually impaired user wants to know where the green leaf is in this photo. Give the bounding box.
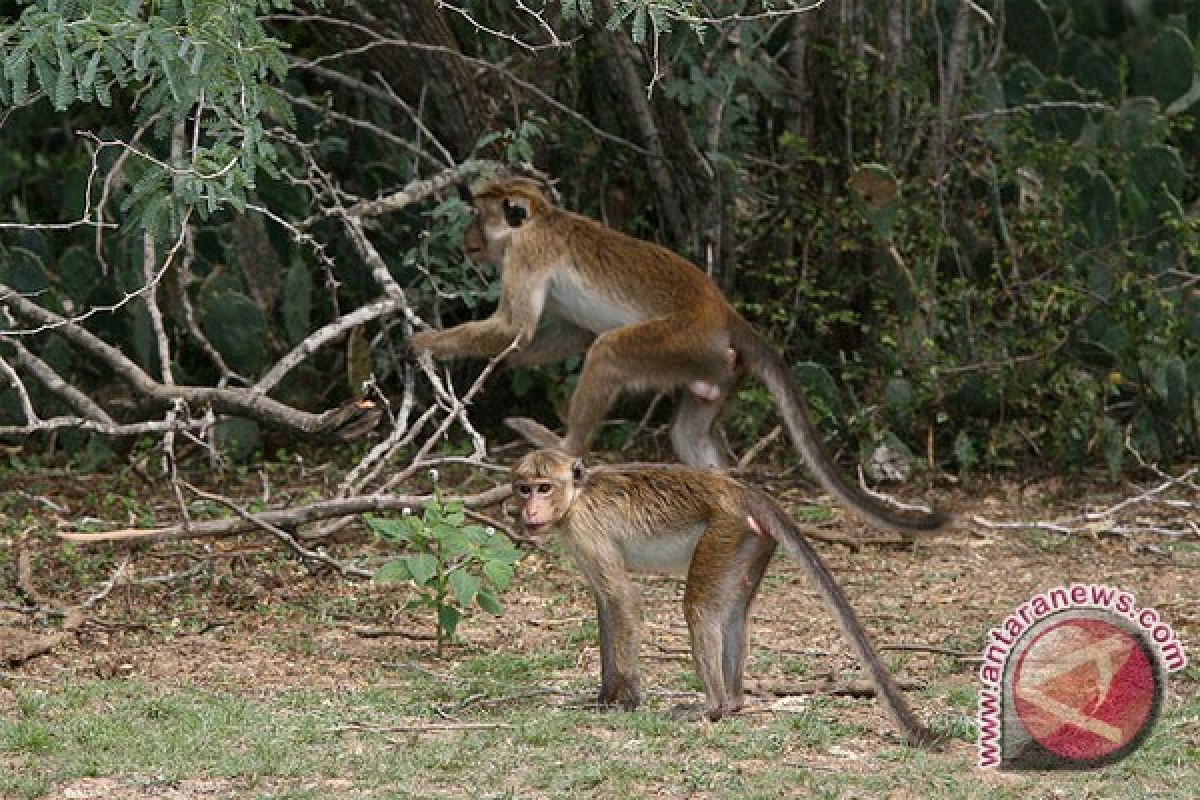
[631,5,647,43]
[1158,356,1188,418]
[405,554,438,587]
[482,561,514,591]
[281,262,312,345]
[954,430,979,477]
[477,589,504,616]
[1129,411,1162,463]
[200,289,270,374]
[437,529,471,559]
[448,571,480,607]
[442,502,466,526]
[365,515,412,542]
[374,560,411,584]
[483,545,524,566]
[1003,0,1058,74]
[438,605,463,639]
[52,51,73,109]
[212,417,260,463]
[8,50,30,104]
[1132,26,1195,108]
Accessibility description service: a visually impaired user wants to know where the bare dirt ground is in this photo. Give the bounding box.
[2,463,1198,797]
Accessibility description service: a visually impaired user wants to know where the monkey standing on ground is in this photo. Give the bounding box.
[412,176,947,536]
[511,448,936,746]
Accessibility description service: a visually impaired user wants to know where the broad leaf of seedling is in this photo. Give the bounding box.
[435,526,472,558]
[477,589,504,615]
[483,561,515,591]
[373,560,411,584]
[438,605,463,638]
[404,554,438,587]
[449,571,481,607]
[364,515,412,543]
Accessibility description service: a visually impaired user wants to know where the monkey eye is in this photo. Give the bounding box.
[535,484,552,495]
[516,485,531,498]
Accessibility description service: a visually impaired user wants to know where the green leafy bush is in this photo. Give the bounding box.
[367,479,524,655]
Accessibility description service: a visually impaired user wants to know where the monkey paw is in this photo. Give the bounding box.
[596,687,640,712]
[409,330,437,355]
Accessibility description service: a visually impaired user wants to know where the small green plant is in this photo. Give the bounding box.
[367,474,524,655]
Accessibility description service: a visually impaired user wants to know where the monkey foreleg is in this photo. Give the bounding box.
[411,318,527,360]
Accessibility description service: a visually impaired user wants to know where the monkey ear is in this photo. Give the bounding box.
[571,459,586,487]
[501,196,530,227]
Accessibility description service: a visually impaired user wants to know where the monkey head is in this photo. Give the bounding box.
[463,176,554,265]
[511,448,586,539]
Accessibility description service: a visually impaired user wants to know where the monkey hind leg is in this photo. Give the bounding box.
[683,594,731,720]
[671,371,742,469]
[565,316,736,456]
[684,517,774,721]
[721,542,772,708]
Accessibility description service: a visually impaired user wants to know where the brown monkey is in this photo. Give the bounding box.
[511,448,936,746]
[413,176,945,535]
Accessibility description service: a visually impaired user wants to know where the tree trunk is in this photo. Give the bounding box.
[312,0,487,159]
[590,0,724,283]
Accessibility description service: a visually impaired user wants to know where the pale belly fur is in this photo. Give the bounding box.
[547,268,641,332]
[619,523,707,576]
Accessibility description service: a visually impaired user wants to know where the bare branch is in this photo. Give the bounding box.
[59,485,514,545]
[970,466,1200,539]
[182,482,375,579]
[255,296,412,395]
[0,281,377,438]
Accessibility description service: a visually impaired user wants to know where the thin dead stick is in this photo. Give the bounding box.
[879,643,981,661]
[738,425,783,470]
[970,465,1200,539]
[855,466,939,516]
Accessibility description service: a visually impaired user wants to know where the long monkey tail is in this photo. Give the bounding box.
[731,319,948,535]
[745,493,939,747]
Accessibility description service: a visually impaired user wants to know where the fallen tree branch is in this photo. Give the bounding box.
[181,482,375,579]
[58,485,514,545]
[1,281,380,439]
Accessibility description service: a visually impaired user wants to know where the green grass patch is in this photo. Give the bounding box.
[2,677,1195,799]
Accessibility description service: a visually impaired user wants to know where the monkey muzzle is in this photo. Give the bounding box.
[524,519,551,535]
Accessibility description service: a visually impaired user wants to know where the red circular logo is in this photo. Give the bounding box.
[1011,615,1159,763]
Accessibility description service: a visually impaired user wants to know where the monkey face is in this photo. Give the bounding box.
[463,199,517,266]
[464,177,550,267]
[514,479,568,538]
[512,449,587,539]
